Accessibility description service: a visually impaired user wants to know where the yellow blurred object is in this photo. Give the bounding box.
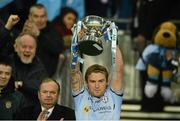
[147,64,160,79]
[154,21,177,48]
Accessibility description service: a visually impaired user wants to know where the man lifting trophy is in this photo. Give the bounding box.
[70,15,124,120]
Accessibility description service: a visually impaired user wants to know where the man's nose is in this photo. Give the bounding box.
[95,82,99,88]
[46,92,51,96]
[24,47,30,52]
[1,73,6,78]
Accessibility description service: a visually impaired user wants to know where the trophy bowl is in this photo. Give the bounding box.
[83,15,104,33]
[78,15,105,56]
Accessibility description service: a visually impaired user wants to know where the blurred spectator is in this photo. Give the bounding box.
[130,0,148,53]
[0,54,25,120]
[52,7,78,50]
[62,0,85,20]
[52,6,78,107]
[15,78,76,120]
[0,14,48,107]
[23,4,65,77]
[37,0,62,22]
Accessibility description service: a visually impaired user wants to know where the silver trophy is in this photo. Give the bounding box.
[78,15,105,56]
[71,15,117,69]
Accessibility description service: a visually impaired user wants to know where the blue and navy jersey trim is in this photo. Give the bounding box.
[72,89,85,98]
[110,88,123,97]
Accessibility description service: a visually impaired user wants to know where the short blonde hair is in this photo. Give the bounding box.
[85,64,108,83]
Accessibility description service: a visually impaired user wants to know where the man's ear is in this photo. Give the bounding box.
[14,43,18,52]
[28,15,32,21]
[38,91,40,100]
[57,93,60,99]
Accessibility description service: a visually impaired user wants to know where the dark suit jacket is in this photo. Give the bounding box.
[15,103,76,120]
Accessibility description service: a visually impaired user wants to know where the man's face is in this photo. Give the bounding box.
[87,72,108,97]
[29,7,48,30]
[0,64,12,88]
[14,35,36,64]
[38,81,59,109]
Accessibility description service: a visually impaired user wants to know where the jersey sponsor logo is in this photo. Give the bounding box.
[88,95,113,112]
[90,105,112,112]
[83,105,90,113]
[102,96,108,103]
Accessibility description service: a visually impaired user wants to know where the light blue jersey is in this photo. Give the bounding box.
[72,86,123,120]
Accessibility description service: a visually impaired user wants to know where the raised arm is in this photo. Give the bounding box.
[70,63,84,92]
[0,14,19,41]
[111,47,123,92]
[0,15,20,54]
[5,14,20,30]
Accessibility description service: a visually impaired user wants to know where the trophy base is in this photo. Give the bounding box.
[78,41,103,56]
